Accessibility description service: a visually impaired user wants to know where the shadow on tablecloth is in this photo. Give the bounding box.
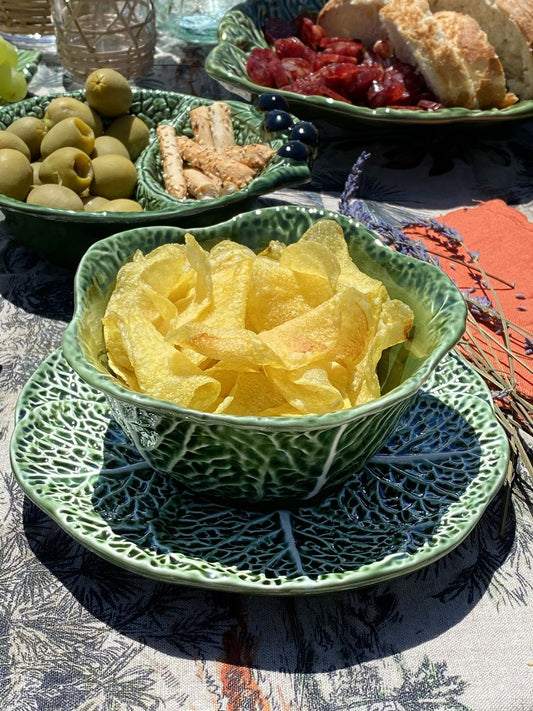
[22,485,515,675]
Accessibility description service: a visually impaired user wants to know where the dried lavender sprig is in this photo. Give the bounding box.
[339,153,440,264]
[338,150,371,213]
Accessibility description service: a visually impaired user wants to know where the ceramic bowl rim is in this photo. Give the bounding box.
[61,205,467,430]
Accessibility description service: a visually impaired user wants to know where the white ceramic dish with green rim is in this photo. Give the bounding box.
[205,0,533,125]
[59,205,467,509]
[10,347,508,594]
[0,88,311,268]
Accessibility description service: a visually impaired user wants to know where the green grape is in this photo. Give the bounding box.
[0,36,18,68]
[0,62,27,103]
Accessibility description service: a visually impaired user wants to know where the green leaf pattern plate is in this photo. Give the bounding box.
[206,0,533,125]
[10,348,508,595]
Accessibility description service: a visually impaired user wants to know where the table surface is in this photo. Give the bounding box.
[1,5,532,710]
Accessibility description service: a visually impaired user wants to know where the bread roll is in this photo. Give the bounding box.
[317,0,388,46]
[434,10,518,108]
[429,0,533,99]
[379,0,477,108]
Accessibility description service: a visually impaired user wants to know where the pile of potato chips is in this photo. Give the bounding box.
[102,220,414,416]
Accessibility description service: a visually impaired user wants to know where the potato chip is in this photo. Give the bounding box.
[333,286,373,367]
[300,219,388,307]
[265,362,345,414]
[209,239,256,270]
[171,322,282,368]
[166,234,213,329]
[347,298,415,406]
[118,311,220,410]
[245,255,311,332]
[101,310,139,389]
[257,239,285,261]
[103,221,415,416]
[203,257,253,329]
[279,240,339,306]
[138,243,191,298]
[213,370,287,416]
[258,293,343,369]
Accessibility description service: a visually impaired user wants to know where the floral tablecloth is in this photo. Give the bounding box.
[1,4,532,709]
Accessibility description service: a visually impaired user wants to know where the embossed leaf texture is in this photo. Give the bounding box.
[9,348,508,594]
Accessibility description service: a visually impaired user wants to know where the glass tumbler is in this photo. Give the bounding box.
[50,0,156,80]
[166,0,236,44]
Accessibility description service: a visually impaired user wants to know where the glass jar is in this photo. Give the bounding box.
[50,0,156,80]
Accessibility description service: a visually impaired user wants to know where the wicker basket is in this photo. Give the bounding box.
[51,0,156,79]
[0,0,54,36]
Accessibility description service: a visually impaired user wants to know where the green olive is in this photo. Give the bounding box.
[31,161,42,185]
[40,117,95,158]
[105,115,149,161]
[98,198,143,212]
[85,68,133,117]
[39,146,93,194]
[26,184,84,211]
[0,148,32,200]
[0,130,31,161]
[44,97,103,136]
[91,135,129,159]
[6,116,46,160]
[83,195,109,211]
[90,154,137,199]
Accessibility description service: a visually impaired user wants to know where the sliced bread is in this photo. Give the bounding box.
[434,10,518,108]
[379,0,477,108]
[317,0,388,46]
[429,0,533,99]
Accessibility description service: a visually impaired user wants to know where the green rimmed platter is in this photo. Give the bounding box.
[10,348,509,595]
[206,0,533,125]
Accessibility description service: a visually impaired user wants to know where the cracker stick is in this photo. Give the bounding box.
[218,180,239,195]
[176,136,255,189]
[183,167,221,200]
[156,124,187,199]
[209,101,235,152]
[201,173,239,195]
[223,143,275,170]
[203,173,238,195]
[190,106,215,148]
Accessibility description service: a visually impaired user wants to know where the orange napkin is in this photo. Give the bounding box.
[405,199,533,399]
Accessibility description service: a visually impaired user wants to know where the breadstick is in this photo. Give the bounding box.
[209,102,235,152]
[190,106,215,148]
[176,135,255,189]
[183,167,220,200]
[223,143,275,170]
[156,124,187,199]
[202,173,239,195]
[218,180,239,195]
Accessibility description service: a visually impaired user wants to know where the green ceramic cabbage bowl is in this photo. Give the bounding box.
[206,0,533,125]
[61,205,467,508]
[0,88,310,269]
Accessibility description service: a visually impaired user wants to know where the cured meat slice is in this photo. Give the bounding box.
[280,57,314,82]
[246,48,289,88]
[274,36,316,64]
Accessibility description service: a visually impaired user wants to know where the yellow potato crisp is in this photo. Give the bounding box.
[103,220,415,416]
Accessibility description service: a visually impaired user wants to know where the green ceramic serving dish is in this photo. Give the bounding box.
[61,205,467,508]
[206,0,533,125]
[0,88,311,269]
